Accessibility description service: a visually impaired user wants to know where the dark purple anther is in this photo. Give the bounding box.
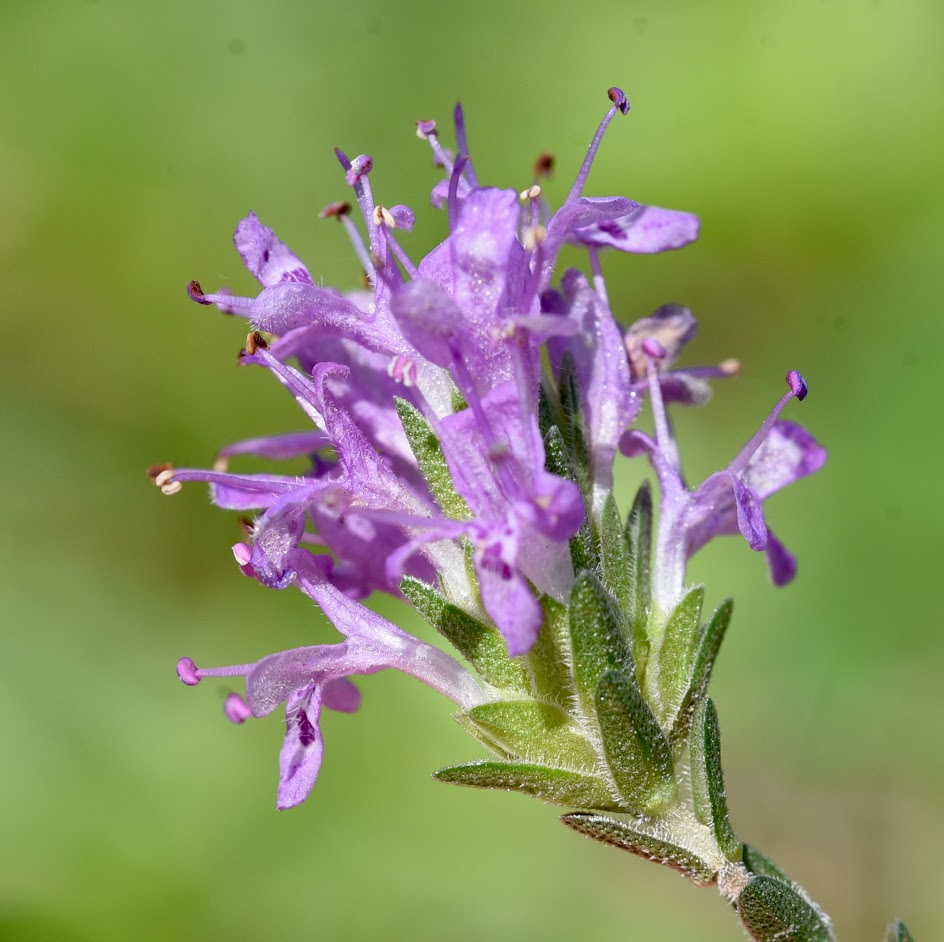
[786,369,808,401]
[187,280,211,305]
[224,692,252,724]
[642,337,667,359]
[177,656,201,686]
[607,86,630,115]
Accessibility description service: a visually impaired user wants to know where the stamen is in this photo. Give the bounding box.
[177,656,201,686]
[787,369,808,401]
[224,692,252,724]
[148,464,183,495]
[319,201,351,219]
[642,337,667,359]
[565,85,631,206]
[346,154,373,186]
[534,152,554,180]
[721,358,741,376]
[415,119,437,140]
[381,226,420,280]
[728,370,811,475]
[337,213,375,281]
[519,184,542,202]
[187,280,211,305]
[587,246,609,307]
[242,331,269,356]
[372,205,397,228]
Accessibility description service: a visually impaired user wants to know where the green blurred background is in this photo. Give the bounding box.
[2,1,942,939]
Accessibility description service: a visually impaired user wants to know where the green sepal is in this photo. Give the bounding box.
[743,844,791,884]
[624,481,653,666]
[595,669,677,813]
[557,351,591,495]
[655,585,705,724]
[395,397,471,520]
[400,577,530,693]
[538,378,558,440]
[568,571,633,724]
[736,875,834,942]
[451,388,468,412]
[670,598,733,747]
[458,700,598,772]
[434,760,619,810]
[599,493,632,621]
[543,424,595,573]
[884,919,914,942]
[527,595,577,708]
[690,698,741,861]
[560,813,716,885]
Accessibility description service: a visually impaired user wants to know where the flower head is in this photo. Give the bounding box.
[155,88,824,809]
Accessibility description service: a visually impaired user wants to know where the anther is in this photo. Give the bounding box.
[224,692,252,724]
[534,153,554,179]
[642,338,667,359]
[346,154,373,186]
[243,331,268,356]
[319,201,351,219]
[415,119,437,139]
[720,358,741,376]
[232,542,253,567]
[607,86,630,115]
[187,280,211,305]
[786,369,808,401]
[149,465,183,495]
[177,656,201,686]
[519,185,542,202]
[147,463,172,482]
[372,205,397,228]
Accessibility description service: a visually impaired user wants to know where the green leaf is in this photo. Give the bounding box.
[568,571,633,723]
[884,919,914,942]
[624,481,653,667]
[595,669,677,813]
[460,700,598,772]
[689,698,741,861]
[400,577,530,693]
[434,761,619,810]
[743,844,791,884]
[670,598,733,747]
[599,493,632,621]
[737,875,834,942]
[543,424,595,573]
[527,595,577,708]
[560,813,716,885]
[655,585,705,724]
[395,397,471,520]
[557,351,591,495]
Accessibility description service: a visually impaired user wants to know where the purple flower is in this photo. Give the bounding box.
[155,87,825,808]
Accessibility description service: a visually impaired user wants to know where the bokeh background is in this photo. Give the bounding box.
[2,1,942,939]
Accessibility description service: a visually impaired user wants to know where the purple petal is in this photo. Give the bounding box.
[322,677,362,713]
[765,530,798,586]
[389,278,463,367]
[277,683,324,810]
[217,431,331,464]
[743,421,827,499]
[249,282,377,341]
[731,474,768,551]
[234,213,313,288]
[624,304,698,376]
[571,205,700,254]
[474,548,543,657]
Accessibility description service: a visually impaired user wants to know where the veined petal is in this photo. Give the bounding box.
[234,212,313,287]
[743,420,827,498]
[731,474,768,551]
[571,204,699,254]
[277,682,324,810]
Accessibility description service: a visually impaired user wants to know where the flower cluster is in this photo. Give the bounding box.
[153,87,825,817]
